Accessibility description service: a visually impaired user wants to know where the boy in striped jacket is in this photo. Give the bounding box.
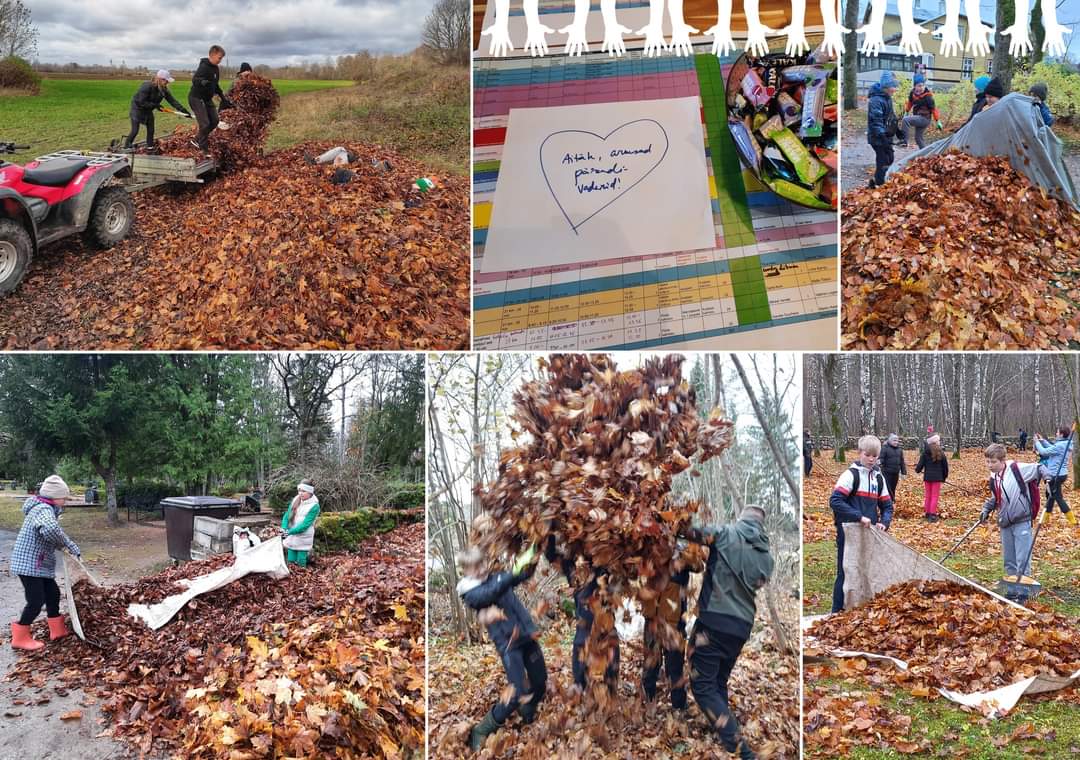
[828,435,894,613]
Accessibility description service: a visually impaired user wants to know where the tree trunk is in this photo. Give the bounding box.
[825,355,845,462]
[729,354,800,504]
[843,0,859,110]
[993,0,1017,91]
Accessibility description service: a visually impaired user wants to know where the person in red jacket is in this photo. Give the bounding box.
[899,74,942,149]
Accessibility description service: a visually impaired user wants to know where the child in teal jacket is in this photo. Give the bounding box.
[281,481,320,566]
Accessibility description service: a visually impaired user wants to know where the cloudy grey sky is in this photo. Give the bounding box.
[28,0,437,68]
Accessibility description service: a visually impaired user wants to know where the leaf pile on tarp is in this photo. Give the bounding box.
[0,141,470,350]
[5,523,425,759]
[807,580,1080,694]
[148,74,280,171]
[475,353,735,706]
[841,152,1080,350]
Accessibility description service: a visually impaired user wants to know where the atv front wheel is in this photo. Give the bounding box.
[85,186,134,248]
[0,218,33,295]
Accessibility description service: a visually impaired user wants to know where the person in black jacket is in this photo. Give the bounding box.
[1019,429,1028,452]
[544,535,620,693]
[867,70,900,188]
[915,434,948,522]
[188,45,234,153]
[803,430,813,476]
[879,434,907,510]
[227,62,254,98]
[457,545,546,752]
[123,70,190,150]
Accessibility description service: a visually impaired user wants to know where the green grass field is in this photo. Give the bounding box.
[0,77,352,163]
[1,62,469,175]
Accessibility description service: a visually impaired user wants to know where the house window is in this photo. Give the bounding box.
[987,59,993,74]
[961,58,974,80]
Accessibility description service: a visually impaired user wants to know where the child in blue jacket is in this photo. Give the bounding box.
[457,544,546,752]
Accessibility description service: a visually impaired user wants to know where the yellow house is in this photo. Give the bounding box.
[856,0,994,89]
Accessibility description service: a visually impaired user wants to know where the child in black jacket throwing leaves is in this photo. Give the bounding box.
[457,544,547,752]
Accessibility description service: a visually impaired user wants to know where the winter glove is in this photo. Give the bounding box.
[513,544,537,575]
[935,120,943,130]
[219,97,235,111]
[980,506,992,523]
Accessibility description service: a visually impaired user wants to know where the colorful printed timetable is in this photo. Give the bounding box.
[473,39,838,351]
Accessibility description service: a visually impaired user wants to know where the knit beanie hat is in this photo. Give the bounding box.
[1028,82,1048,102]
[927,434,941,446]
[973,75,991,94]
[39,475,71,500]
[984,77,1005,98]
[913,73,926,85]
[879,70,900,89]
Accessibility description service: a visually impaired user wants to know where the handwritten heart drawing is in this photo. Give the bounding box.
[539,119,670,234]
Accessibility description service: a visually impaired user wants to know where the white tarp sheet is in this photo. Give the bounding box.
[127,536,289,631]
[888,92,1078,209]
[61,553,102,642]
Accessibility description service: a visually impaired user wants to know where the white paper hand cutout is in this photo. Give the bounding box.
[480,0,514,57]
[964,0,992,56]
[558,0,590,56]
[600,0,632,57]
[898,0,927,55]
[523,0,554,57]
[821,0,849,57]
[937,0,962,57]
[667,0,700,56]
[707,0,736,56]
[1040,0,1072,57]
[637,0,668,58]
[858,0,887,56]
[778,0,810,55]
[743,0,777,56]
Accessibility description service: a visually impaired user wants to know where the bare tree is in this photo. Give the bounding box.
[0,0,37,59]
[422,0,469,65]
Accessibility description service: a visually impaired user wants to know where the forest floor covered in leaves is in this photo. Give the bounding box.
[802,449,1080,758]
[0,522,424,759]
[428,577,800,759]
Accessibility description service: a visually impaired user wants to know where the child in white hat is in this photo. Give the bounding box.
[9,475,81,651]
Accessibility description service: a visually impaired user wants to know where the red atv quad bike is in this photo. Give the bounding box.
[0,142,135,294]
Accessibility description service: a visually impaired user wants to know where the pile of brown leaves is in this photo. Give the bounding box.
[149,74,280,170]
[430,611,799,759]
[841,152,1080,350]
[476,354,735,705]
[0,140,469,349]
[807,580,1080,694]
[6,523,425,758]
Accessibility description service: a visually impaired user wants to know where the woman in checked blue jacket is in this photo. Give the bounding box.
[9,475,81,651]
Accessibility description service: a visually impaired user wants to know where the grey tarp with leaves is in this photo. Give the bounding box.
[888,93,1078,209]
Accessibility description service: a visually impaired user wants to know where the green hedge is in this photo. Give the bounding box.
[116,481,174,510]
[384,481,424,510]
[0,56,41,94]
[313,508,422,555]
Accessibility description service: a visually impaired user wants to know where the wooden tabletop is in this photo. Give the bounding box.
[473,1,827,51]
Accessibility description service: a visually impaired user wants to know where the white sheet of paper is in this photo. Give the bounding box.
[482,97,715,273]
